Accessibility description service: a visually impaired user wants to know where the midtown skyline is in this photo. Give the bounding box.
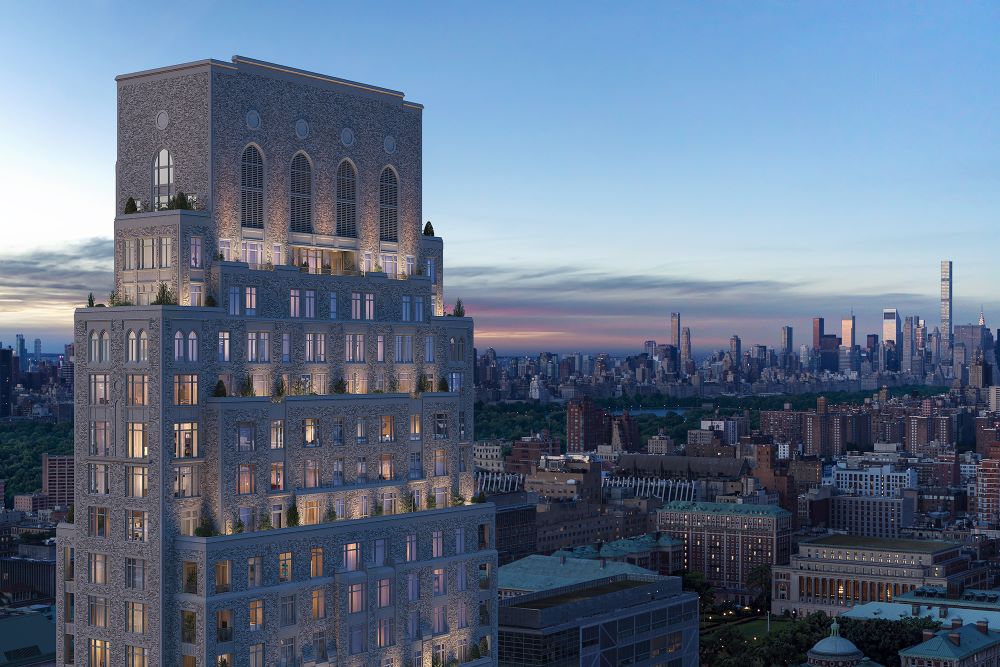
[2,3,999,353]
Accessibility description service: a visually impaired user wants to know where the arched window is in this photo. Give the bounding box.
[241,145,264,229]
[174,331,184,361]
[153,149,173,210]
[99,331,110,362]
[290,153,312,233]
[336,160,357,238]
[89,331,99,363]
[187,331,199,362]
[138,330,148,362]
[127,331,138,362]
[379,167,398,242]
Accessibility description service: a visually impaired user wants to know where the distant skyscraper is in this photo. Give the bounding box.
[841,314,855,350]
[33,338,41,363]
[680,327,692,363]
[644,340,657,356]
[0,348,12,418]
[780,326,793,354]
[670,312,681,349]
[729,334,742,366]
[941,260,953,343]
[902,316,915,372]
[882,308,900,346]
[812,317,825,350]
[15,334,26,372]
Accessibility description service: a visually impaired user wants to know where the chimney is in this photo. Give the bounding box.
[922,629,936,641]
[952,617,963,629]
[977,619,989,634]
[948,632,961,646]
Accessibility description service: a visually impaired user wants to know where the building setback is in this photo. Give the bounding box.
[56,56,496,667]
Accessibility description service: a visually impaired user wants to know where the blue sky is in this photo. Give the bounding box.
[1,2,998,354]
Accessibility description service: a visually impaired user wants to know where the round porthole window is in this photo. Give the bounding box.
[340,127,355,147]
[295,119,310,140]
[246,110,261,130]
[155,110,169,130]
[383,135,396,154]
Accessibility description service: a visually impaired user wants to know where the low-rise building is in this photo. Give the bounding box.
[899,621,1000,667]
[497,573,698,667]
[497,554,656,598]
[772,535,991,617]
[475,441,507,473]
[552,533,684,576]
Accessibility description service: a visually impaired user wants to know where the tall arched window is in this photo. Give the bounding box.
[99,331,110,362]
[379,167,398,242]
[241,145,264,229]
[336,160,357,238]
[138,330,148,362]
[89,332,99,363]
[290,153,312,233]
[187,332,199,362]
[174,331,184,361]
[153,149,173,210]
[127,331,138,362]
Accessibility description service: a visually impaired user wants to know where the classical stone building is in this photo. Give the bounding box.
[56,56,496,667]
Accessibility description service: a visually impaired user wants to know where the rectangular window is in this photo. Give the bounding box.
[272,243,283,266]
[282,333,291,362]
[402,295,412,321]
[89,374,109,404]
[174,466,199,497]
[139,238,154,269]
[249,599,264,631]
[125,558,145,590]
[215,560,231,593]
[311,589,327,620]
[172,422,198,458]
[280,595,296,626]
[89,421,111,456]
[378,578,392,608]
[88,463,110,494]
[331,417,344,446]
[88,596,109,628]
[126,510,148,542]
[346,333,365,362]
[228,286,240,316]
[245,286,257,315]
[126,465,148,497]
[250,644,264,667]
[376,334,385,362]
[425,258,436,282]
[124,239,136,270]
[127,374,148,405]
[290,289,301,317]
[219,239,232,261]
[380,415,394,443]
[217,331,230,361]
[303,417,319,447]
[89,639,110,667]
[351,292,361,319]
[432,531,444,558]
[305,290,316,318]
[350,624,366,655]
[88,553,107,584]
[342,543,360,571]
[247,557,262,588]
[242,240,263,269]
[365,293,375,320]
[126,601,146,634]
[377,617,394,648]
[409,451,423,480]
[88,507,108,537]
[238,423,255,451]
[433,605,447,634]
[310,547,323,578]
[409,574,424,605]
[425,335,435,362]
[455,527,466,554]
[450,371,463,392]
[189,283,203,307]
[237,464,255,494]
[415,296,424,321]
[304,460,320,488]
[279,552,293,583]
[332,458,344,486]
[457,565,467,592]
[270,462,284,491]
[189,237,202,268]
[271,420,284,449]
[329,293,338,319]
[434,414,449,440]
[348,582,365,613]
[126,422,147,458]
[396,335,414,362]
[374,538,387,566]
[173,374,198,405]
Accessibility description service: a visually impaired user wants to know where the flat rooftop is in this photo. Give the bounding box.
[512,579,648,610]
[806,534,959,553]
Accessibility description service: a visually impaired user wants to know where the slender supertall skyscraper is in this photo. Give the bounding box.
[941,260,953,344]
[670,312,681,349]
[680,326,692,363]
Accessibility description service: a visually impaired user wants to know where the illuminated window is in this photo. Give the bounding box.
[152,148,173,210]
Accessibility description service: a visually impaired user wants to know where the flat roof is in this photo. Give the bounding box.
[512,579,648,610]
[662,500,791,518]
[805,534,960,553]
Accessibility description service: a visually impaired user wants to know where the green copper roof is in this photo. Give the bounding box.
[498,554,659,593]
[662,500,791,517]
[899,625,1000,660]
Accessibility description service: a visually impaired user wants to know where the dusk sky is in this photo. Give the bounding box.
[1,2,998,355]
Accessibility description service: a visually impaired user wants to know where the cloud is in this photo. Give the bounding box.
[0,238,113,340]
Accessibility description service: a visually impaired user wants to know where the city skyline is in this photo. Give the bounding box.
[2,3,1000,353]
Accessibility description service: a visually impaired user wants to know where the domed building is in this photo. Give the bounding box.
[801,621,884,667]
